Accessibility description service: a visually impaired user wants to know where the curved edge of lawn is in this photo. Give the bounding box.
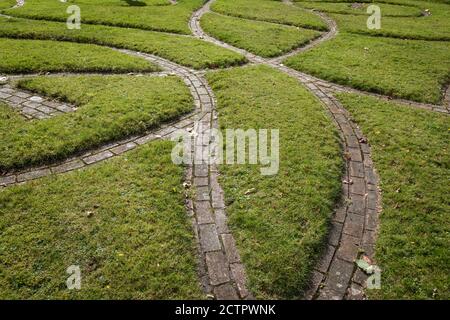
[0,140,204,299]
[284,33,450,105]
[0,37,160,74]
[200,12,322,58]
[336,92,450,300]
[206,65,343,299]
[0,16,248,70]
[0,75,193,172]
[210,0,328,31]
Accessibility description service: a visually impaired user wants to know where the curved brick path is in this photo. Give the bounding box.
[0,47,249,300]
[1,0,447,301]
[0,84,77,119]
[190,0,382,300]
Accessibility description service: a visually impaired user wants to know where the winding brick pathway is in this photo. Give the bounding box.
[0,84,77,119]
[190,0,383,300]
[1,0,448,301]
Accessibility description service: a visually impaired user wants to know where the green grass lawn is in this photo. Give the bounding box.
[211,0,328,31]
[336,93,450,300]
[206,65,343,299]
[0,0,15,10]
[2,0,203,34]
[201,12,322,58]
[0,75,193,171]
[284,33,450,104]
[331,9,450,41]
[0,141,204,299]
[296,1,423,17]
[0,38,159,74]
[0,16,247,70]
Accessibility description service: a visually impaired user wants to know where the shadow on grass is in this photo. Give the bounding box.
[122,0,147,7]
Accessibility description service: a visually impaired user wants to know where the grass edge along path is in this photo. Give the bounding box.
[200,12,322,58]
[284,33,450,105]
[206,65,343,299]
[0,16,247,70]
[0,140,204,299]
[0,75,193,172]
[0,37,160,74]
[336,92,450,300]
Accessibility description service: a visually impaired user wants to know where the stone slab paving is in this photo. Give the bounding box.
[0,83,77,119]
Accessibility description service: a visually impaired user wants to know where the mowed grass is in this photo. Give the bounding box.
[0,0,15,10]
[201,13,322,58]
[0,17,247,69]
[0,75,193,171]
[2,0,203,34]
[336,93,450,300]
[0,38,159,74]
[285,33,450,104]
[296,1,423,17]
[206,65,342,299]
[211,0,328,31]
[0,141,204,299]
[328,2,450,41]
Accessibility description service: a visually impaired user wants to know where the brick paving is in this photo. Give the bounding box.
[0,84,77,119]
[1,0,448,301]
[0,47,249,300]
[190,0,383,300]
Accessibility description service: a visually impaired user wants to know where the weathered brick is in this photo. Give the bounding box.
[333,206,347,223]
[349,161,364,178]
[52,160,84,174]
[135,133,158,145]
[0,92,12,99]
[323,258,354,294]
[205,251,230,285]
[199,224,221,252]
[17,169,51,182]
[193,177,208,187]
[328,222,343,246]
[195,200,214,224]
[214,209,229,234]
[365,209,378,231]
[221,233,240,263]
[367,190,378,210]
[196,185,210,201]
[83,150,114,164]
[343,213,364,238]
[110,142,136,155]
[348,194,366,215]
[211,190,225,209]
[350,177,366,195]
[336,234,360,262]
[347,147,362,162]
[317,244,337,274]
[347,283,365,300]
[194,164,209,177]
[0,175,16,186]
[303,271,324,300]
[230,263,249,299]
[214,283,239,300]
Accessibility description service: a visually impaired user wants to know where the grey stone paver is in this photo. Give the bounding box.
[0,85,77,120]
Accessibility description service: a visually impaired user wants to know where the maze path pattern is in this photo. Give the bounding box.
[0,48,249,300]
[1,0,448,301]
[190,0,382,300]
